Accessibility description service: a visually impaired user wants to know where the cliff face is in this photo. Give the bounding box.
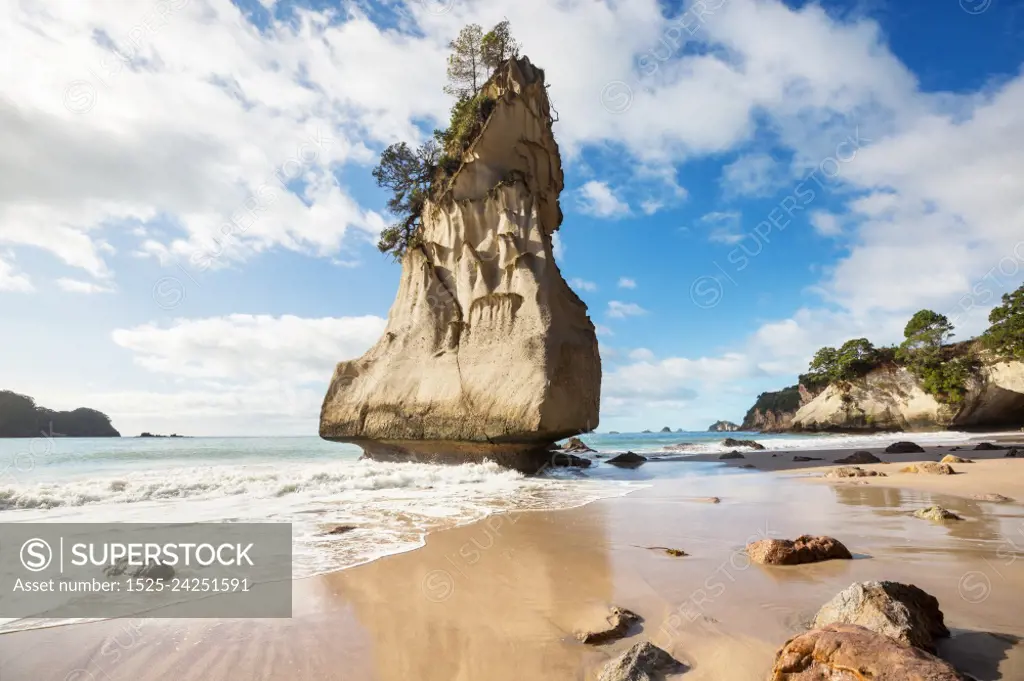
[319,58,601,470]
[741,385,815,432]
[791,361,1024,432]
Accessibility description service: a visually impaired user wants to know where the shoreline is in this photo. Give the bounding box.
[3,438,1023,679]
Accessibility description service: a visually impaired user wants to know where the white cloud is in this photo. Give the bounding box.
[57,278,116,294]
[607,301,648,319]
[569,278,598,292]
[628,348,655,361]
[700,211,745,245]
[112,314,386,384]
[595,324,614,337]
[809,211,843,237]
[720,153,784,197]
[0,252,33,292]
[576,181,630,219]
[618,277,637,289]
[551,232,565,261]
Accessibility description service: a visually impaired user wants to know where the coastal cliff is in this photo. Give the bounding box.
[791,360,1024,432]
[741,385,816,432]
[320,57,601,470]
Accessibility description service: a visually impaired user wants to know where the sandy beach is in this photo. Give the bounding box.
[3,439,1023,681]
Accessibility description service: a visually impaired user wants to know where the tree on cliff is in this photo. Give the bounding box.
[444,24,488,100]
[374,21,521,257]
[481,20,520,70]
[983,284,1024,360]
[373,141,441,256]
[803,338,879,385]
[897,310,972,403]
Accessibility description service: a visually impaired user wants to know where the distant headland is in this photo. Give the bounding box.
[0,390,120,438]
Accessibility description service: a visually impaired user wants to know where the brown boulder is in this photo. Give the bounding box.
[900,463,955,475]
[940,455,973,464]
[835,450,882,464]
[719,451,745,460]
[747,535,852,565]
[824,466,886,478]
[972,493,1013,502]
[576,606,641,645]
[973,442,1004,451]
[598,641,684,681]
[812,581,949,652]
[769,624,967,680]
[562,437,596,453]
[913,506,963,522]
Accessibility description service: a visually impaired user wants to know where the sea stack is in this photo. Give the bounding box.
[319,57,601,472]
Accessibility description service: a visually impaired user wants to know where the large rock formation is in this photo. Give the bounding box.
[708,420,740,432]
[790,361,1024,432]
[741,385,817,432]
[319,58,601,472]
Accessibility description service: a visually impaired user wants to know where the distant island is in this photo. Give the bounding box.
[0,390,120,438]
[138,432,186,438]
[708,420,741,432]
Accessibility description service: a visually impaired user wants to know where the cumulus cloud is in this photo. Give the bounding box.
[700,211,745,245]
[576,181,631,218]
[720,153,785,197]
[618,277,637,289]
[607,301,648,319]
[0,252,33,292]
[57,278,116,294]
[569,278,598,292]
[112,314,386,384]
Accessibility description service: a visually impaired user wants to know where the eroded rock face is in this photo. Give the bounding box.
[747,535,852,565]
[770,624,966,681]
[790,362,1024,432]
[319,58,600,471]
[812,582,949,652]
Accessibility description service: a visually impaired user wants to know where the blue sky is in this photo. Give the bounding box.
[2,0,1023,435]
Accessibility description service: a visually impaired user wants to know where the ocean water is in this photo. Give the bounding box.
[0,428,982,633]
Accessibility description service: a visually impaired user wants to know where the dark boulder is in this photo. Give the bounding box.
[723,438,765,450]
[835,451,882,464]
[885,442,925,454]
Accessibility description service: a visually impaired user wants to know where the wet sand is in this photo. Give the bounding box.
[3,446,1024,680]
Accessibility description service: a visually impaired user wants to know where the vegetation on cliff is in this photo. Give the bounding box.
[0,390,120,438]
[800,288,1024,406]
[982,283,1024,360]
[374,21,520,257]
[741,385,803,429]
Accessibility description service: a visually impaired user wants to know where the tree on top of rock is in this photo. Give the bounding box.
[444,24,488,100]
[983,283,1024,360]
[373,20,522,258]
[481,20,520,70]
